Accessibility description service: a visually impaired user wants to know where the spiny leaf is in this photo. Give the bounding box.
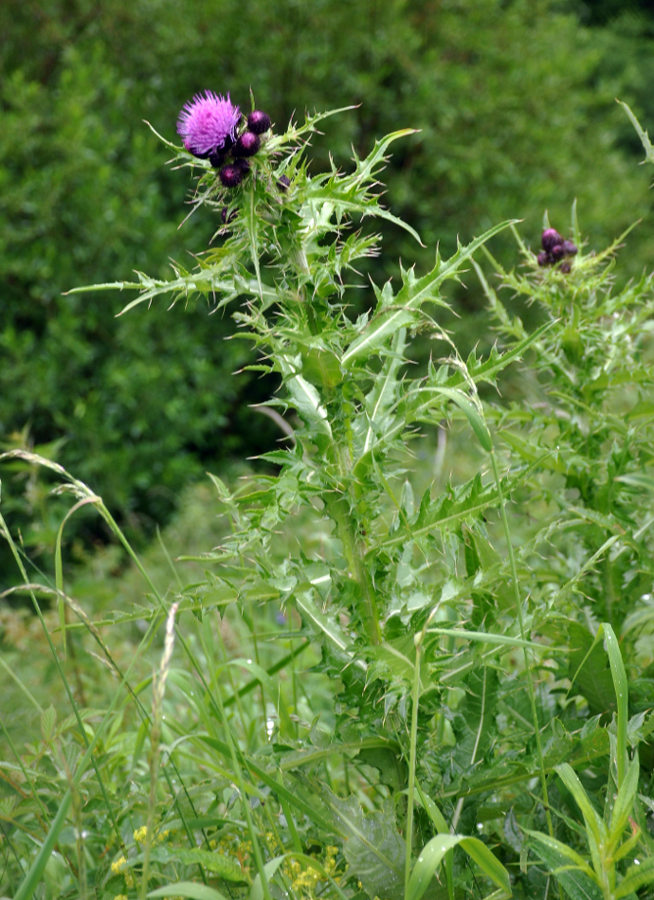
[618,100,654,165]
[341,220,517,365]
[327,793,405,900]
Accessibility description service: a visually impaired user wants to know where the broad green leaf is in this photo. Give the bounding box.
[301,346,342,389]
[250,856,286,900]
[525,830,601,900]
[414,786,454,900]
[407,834,511,900]
[609,754,639,841]
[600,623,629,787]
[415,785,450,835]
[277,356,332,437]
[556,763,606,874]
[433,387,492,452]
[614,856,654,898]
[174,848,248,882]
[148,883,231,900]
[567,623,617,718]
[452,666,498,772]
[327,793,404,900]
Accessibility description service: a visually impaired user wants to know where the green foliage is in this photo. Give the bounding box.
[2,104,654,899]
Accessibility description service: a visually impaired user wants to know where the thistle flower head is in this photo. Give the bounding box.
[177,91,241,157]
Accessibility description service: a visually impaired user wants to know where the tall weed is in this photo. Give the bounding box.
[1,101,654,899]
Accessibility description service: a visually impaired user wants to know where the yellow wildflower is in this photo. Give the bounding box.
[110,856,127,875]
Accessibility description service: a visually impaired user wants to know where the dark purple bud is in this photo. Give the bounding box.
[233,131,260,158]
[209,148,228,168]
[221,206,237,224]
[560,261,572,273]
[248,110,271,134]
[537,251,549,267]
[561,239,578,257]
[550,244,565,261]
[219,164,243,188]
[542,228,564,252]
[277,174,291,191]
[233,157,251,176]
[184,139,211,160]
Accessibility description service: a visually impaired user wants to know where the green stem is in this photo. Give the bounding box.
[404,635,422,896]
[325,492,381,645]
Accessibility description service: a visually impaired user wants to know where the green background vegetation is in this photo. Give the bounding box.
[2,0,654,559]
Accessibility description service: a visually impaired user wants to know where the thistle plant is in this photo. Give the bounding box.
[3,97,654,899]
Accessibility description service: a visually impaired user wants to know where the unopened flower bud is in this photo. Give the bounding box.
[209,148,228,168]
[248,110,271,134]
[560,261,572,273]
[233,157,251,176]
[537,251,549,266]
[542,228,564,252]
[184,139,211,160]
[562,239,578,256]
[550,244,565,261]
[219,164,244,188]
[277,174,291,191]
[233,131,260,158]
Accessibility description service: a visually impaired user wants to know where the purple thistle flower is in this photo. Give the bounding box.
[177,91,241,157]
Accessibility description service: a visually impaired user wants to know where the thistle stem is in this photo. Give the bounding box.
[325,492,382,645]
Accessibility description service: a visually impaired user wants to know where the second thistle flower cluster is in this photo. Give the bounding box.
[176,90,271,188]
[536,227,578,273]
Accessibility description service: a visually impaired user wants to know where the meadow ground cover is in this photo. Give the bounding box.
[1,98,654,899]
